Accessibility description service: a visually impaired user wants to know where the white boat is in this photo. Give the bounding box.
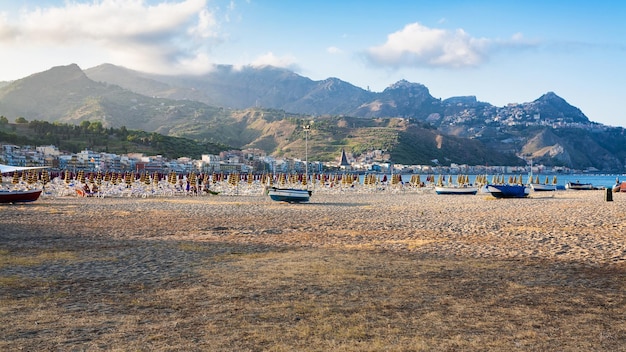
[530,183,557,192]
[267,187,311,203]
[435,185,478,195]
[528,169,557,192]
[565,181,594,190]
[268,124,313,203]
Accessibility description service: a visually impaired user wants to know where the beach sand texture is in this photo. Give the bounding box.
[2,189,625,350]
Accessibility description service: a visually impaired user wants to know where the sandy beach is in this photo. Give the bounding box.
[2,188,625,350]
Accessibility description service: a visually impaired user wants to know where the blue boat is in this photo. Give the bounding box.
[267,187,311,203]
[486,184,530,198]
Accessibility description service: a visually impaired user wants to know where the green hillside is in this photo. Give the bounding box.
[0,119,228,159]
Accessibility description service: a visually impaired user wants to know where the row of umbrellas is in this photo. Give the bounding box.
[2,169,558,189]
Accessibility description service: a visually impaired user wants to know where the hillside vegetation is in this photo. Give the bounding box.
[0,119,227,159]
[1,63,625,170]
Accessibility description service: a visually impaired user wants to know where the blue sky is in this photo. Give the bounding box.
[0,0,625,127]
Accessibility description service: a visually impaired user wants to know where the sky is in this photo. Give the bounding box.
[0,0,625,127]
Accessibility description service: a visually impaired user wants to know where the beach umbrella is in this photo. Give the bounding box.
[41,169,50,185]
[152,172,159,186]
[26,170,35,184]
[552,176,558,185]
[143,172,151,185]
[12,172,19,184]
[203,173,209,187]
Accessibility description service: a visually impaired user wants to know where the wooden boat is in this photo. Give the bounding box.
[267,187,311,203]
[565,181,594,190]
[486,184,530,198]
[0,189,43,203]
[435,185,478,195]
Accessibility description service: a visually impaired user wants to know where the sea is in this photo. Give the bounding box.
[358,173,625,189]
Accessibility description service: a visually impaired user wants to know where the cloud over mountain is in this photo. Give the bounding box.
[0,0,224,76]
[365,22,535,69]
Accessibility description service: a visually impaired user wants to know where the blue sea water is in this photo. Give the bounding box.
[358,173,626,189]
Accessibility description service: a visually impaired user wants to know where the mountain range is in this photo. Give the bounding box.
[1,63,625,171]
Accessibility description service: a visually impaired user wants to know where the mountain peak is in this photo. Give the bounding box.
[532,92,589,123]
[386,80,427,91]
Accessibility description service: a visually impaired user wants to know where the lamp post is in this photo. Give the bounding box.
[304,124,310,188]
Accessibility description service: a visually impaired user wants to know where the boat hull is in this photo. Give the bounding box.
[530,183,557,192]
[565,182,594,190]
[435,186,478,195]
[267,187,311,203]
[487,185,530,198]
[0,189,43,203]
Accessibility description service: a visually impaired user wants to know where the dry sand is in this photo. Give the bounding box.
[7,188,621,264]
[1,188,625,350]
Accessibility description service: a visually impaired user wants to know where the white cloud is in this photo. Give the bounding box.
[250,52,299,70]
[366,22,492,69]
[327,46,342,54]
[0,0,226,76]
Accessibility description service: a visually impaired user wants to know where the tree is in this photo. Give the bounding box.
[0,116,8,125]
[15,117,28,123]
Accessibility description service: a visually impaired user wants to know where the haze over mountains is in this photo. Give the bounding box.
[1,63,625,171]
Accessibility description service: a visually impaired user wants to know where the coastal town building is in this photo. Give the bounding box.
[0,142,592,177]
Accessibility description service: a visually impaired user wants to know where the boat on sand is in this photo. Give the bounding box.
[486,184,530,198]
[267,187,312,203]
[0,163,47,204]
[566,181,594,190]
[435,185,478,195]
[0,188,43,203]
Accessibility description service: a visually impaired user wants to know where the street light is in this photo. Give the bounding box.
[304,124,310,187]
